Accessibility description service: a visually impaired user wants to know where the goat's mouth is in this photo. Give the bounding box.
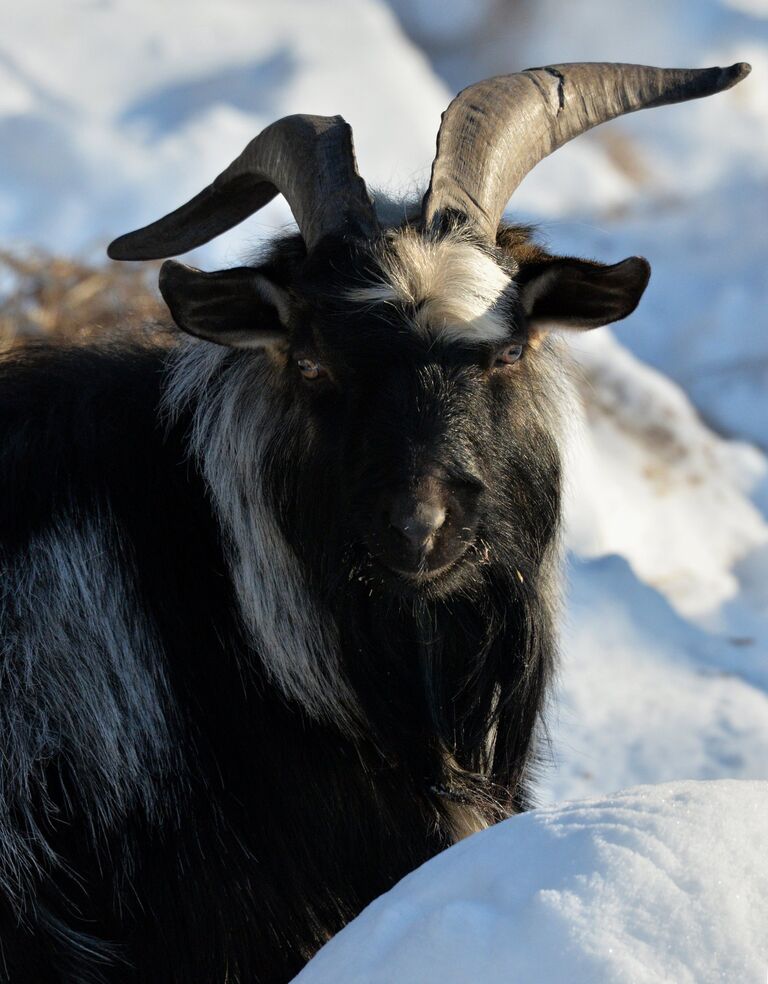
[379,557,459,582]
[361,543,476,596]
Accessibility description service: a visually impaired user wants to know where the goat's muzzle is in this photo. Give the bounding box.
[368,473,482,584]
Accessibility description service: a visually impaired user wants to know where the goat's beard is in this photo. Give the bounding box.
[280,461,558,814]
[321,534,547,798]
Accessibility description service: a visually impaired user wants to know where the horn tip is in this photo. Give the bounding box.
[107,232,162,262]
[726,62,752,86]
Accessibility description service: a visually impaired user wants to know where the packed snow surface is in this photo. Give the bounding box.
[295,780,768,984]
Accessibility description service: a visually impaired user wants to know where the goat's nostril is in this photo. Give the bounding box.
[389,499,447,551]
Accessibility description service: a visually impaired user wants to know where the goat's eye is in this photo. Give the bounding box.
[495,344,524,366]
[297,358,327,380]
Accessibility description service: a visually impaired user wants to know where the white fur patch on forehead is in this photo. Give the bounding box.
[347,228,515,344]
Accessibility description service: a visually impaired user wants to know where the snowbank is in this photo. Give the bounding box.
[294,780,768,984]
[544,556,768,804]
[565,330,767,617]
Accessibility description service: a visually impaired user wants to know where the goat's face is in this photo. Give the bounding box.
[158,225,648,599]
[288,231,554,598]
[302,331,558,598]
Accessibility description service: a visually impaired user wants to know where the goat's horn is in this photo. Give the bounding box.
[421,62,751,242]
[108,114,378,260]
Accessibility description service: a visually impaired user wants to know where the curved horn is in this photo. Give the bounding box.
[421,62,751,242]
[108,114,378,260]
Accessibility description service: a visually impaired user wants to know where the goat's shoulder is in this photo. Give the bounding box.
[0,341,195,545]
[0,337,236,686]
[0,339,168,446]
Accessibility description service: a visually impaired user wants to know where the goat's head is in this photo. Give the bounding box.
[109,63,749,599]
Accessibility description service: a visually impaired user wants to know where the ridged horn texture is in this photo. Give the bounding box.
[108,114,378,260]
[421,62,751,242]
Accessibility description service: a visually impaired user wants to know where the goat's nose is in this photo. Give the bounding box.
[389,495,447,552]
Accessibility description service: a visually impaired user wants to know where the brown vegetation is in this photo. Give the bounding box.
[0,250,169,350]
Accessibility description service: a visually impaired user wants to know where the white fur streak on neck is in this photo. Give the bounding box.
[163,340,357,730]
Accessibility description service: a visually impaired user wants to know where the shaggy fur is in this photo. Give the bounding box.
[162,341,356,725]
[0,218,575,982]
[347,227,516,343]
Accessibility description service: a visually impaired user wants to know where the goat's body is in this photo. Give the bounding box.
[0,341,554,982]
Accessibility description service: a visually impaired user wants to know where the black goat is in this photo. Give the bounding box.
[0,63,749,982]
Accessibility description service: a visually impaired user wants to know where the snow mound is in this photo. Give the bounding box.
[294,780,768,984]
[544,556,768,804]
[565,329,768,617]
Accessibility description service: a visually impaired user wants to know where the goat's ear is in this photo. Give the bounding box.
[159,260,290,348]
[519,255,651,331]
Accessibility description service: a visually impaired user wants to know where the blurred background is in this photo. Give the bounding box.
[2,0,766,802]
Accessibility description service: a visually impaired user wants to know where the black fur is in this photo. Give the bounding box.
[0,222,608,982]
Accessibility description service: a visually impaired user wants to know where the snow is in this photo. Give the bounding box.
[543,556,768,804]
[2,0,768,979]
[0,0,444,266]
[565,330,768,618]
[295,780,768,984]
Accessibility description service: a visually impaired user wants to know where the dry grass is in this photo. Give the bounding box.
[0,249,170,350]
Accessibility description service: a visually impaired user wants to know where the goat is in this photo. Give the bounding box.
[0,62,749,982]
